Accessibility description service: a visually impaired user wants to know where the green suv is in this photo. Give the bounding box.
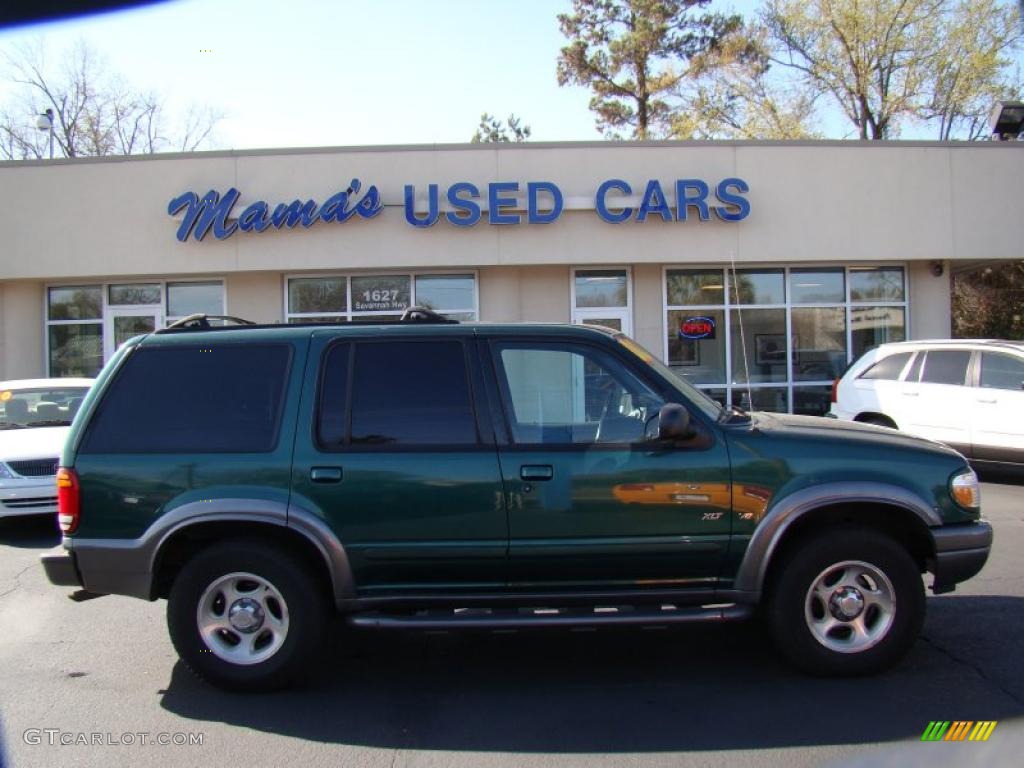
[41,312,992,691]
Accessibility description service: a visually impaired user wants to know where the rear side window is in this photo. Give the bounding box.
[859,352,912,381]
[318,340,478,447]
[920,350,971,386]
[980,352,1024,391]
[81,344,291,453]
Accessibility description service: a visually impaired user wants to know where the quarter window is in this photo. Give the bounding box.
[860,352,913,381]
[980,352,1024,391]
[80,344,291,453]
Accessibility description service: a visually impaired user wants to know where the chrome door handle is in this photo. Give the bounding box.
[310,466,343,483]
[520,465,554,481]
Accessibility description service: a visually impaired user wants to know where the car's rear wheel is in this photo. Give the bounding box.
[167,540,327,691]
[767,528,924,675]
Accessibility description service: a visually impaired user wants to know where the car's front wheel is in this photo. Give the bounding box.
[167,540,327,691]
[767,528,924,675]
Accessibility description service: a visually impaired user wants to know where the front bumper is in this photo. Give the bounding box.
[40,547,83,588]
[0,478,58,517]
[931,521,993,594]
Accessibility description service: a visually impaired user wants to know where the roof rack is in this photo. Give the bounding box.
[157,314,258,332]
[399,306,458,324]
[154,308,459,334]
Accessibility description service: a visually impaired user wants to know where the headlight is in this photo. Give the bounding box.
[950,468,981,510]
[0,462,16,480]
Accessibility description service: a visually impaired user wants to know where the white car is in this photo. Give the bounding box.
[0,378,94,519]
[829,340,1024,470]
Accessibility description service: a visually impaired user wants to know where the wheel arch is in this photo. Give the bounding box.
[732,483,939,601]
[854,412,898,429]
[149,501,354,608]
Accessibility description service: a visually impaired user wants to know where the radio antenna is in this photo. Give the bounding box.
[729,249,753,410]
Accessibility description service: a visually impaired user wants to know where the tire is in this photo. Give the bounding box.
[167,540,328,692]
[767,528,924,676]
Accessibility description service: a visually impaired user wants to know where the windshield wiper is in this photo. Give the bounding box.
[27,420,73,427]
[0,423,28,430]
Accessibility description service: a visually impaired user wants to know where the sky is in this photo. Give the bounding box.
[0,0,766,150]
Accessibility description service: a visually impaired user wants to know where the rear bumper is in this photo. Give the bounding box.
[40,547,83,588]
[931,521,993,594]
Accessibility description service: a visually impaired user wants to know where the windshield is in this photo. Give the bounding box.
[614,335,724,421]
[0,386,89,429]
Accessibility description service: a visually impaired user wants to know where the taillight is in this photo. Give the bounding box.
[830,378,840,403]
[56,467,80,534]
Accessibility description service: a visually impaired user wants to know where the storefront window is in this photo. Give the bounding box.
[48,286,101,321]
[288,277,346,315]
[732,269,785,305]
[167,282,223,318]
[414,274,475,313]
[574,269,627,307]
[664,265,906,415]
[666,309,726,385]
[48,324,102,378]
[667,269,724,305]
[109,284,161,306]
[286,273,478,323]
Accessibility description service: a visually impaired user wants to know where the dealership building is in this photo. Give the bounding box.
[1,140,1021,415]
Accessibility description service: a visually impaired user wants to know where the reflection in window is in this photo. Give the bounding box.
[666,309,725,385]
[109,284,161,306]
[574,269,628,308]
[790,269,844,304]
[731,308,787,384]
[667,269,725,305]
[731,269,785,305]
[791,307,847,381]
[48,286,102,320]
[415,274,475,311]
[289,277,346,314]
[850,267,905,301]
[167,282,223,317]
[851,306,905,359]
[792,385,833,416]
[48,324,102,378]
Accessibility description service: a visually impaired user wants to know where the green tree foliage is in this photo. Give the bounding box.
[762,0,1022,140]
[556,0,745,139]
[672,23,819,139]
[954,262,1024,339]
[471,113,532,143]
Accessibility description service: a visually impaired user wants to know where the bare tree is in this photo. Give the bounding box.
[0,39,222,160]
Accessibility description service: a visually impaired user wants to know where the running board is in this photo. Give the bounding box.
[348,603,752,630]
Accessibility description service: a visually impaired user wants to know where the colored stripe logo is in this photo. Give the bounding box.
[921,721,997,742]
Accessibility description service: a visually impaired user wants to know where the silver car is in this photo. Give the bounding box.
[0,378,94,519]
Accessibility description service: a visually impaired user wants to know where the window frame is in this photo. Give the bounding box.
[313,336,485,452]
[44,278,227,377]
[284,269,480,323]
[661,263,909,414]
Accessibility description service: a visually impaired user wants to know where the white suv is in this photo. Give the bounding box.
[830,340,1024,470]
[1,378,94,519]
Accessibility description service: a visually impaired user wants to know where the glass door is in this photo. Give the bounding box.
[571,268,633,337]
[105,307,163,356]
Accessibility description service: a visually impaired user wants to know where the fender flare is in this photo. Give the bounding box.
[731,482,941,599]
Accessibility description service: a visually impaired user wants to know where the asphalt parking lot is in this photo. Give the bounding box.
[1,479,1022,768]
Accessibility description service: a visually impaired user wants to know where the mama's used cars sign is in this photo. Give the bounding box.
[168,177,750,242]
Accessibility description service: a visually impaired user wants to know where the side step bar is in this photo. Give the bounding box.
[349,603,752,630]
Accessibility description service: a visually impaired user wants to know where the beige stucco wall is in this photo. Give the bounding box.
[0,281,44,380]
[1,142,1022,282]
[478,266,569,323]
[224,272,282,324]
[908,260,953,338]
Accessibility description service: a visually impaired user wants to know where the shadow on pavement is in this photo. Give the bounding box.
[160,594,1024,753]
[0,514,60,549]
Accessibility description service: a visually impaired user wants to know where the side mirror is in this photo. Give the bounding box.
[657,403,694,441]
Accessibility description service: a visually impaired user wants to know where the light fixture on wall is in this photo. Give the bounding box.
[35,108,55,159]
[930,261,945,277]
[988,101,1024,140]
